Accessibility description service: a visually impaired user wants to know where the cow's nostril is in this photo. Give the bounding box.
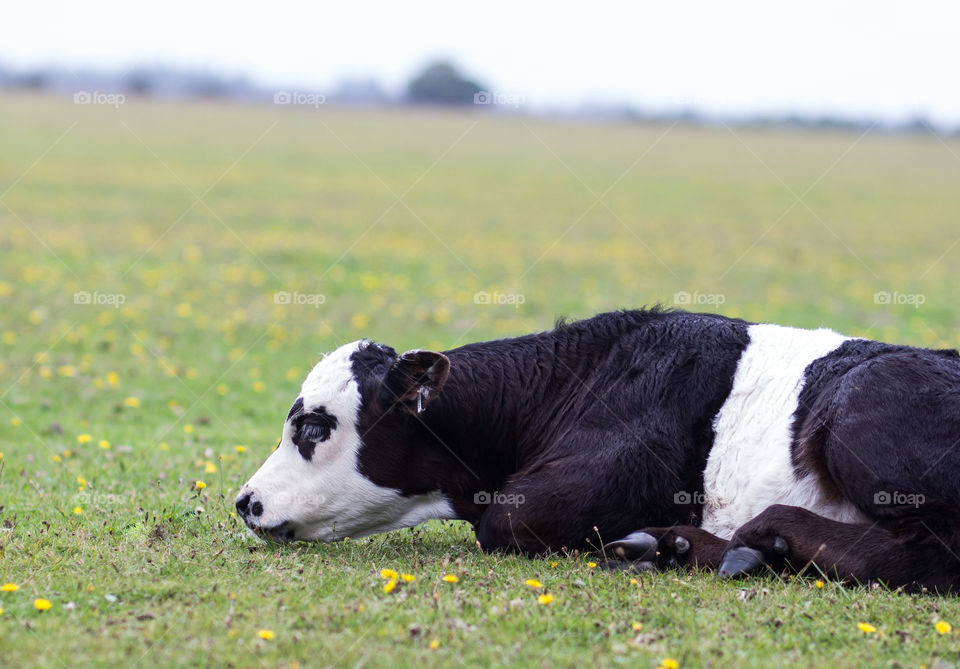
[251,501,263,517]
[236,493,251,515]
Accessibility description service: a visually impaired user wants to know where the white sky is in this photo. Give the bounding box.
[2,0,958,123]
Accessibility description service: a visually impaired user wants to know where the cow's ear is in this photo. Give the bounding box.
[379,349,450,414]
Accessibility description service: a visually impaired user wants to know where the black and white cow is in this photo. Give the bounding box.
[236,308,960,593]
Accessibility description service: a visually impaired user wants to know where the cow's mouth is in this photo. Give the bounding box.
[248,520,296,543]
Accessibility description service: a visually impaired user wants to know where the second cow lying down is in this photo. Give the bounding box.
[236,308,960,593]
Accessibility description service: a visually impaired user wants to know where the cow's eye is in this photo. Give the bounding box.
[293,408,338,460]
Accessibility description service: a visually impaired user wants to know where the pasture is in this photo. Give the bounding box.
[1,94,960,667]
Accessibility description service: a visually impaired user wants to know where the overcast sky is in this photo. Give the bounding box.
[2,0,958,123]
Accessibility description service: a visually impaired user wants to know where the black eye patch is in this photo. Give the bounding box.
[292,406,338,461]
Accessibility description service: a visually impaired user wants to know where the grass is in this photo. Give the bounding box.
[1,93,960,667]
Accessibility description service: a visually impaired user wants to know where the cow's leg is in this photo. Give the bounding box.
[717,503,960,592]
[602,525,728,570]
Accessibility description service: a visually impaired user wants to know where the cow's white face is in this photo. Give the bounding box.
[235,340,455,542]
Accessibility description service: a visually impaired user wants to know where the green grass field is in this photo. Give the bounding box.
[2,94,960,668]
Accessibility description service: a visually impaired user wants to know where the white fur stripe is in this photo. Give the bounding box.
[701,323,866,539]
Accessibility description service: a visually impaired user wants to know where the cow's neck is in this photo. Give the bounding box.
[421,333,601,521]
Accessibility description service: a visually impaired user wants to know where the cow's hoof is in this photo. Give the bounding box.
[717,547,766,579]
[600,558,656,573]
[603,531,659,562]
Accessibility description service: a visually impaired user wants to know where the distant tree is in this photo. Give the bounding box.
[406,61,484,106]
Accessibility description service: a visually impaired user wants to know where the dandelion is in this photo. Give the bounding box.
[195,480,206,490]
[525,579,543,588]
[183,424,194,434]
[204,461,217,474]
[383,579,397,594]
[77,434,92,444]
[587,562,597,569]
[1,583,19,592]
[550,561,558,568]
[0,607,4,615]
[234,445,247,453]
[10,417,21,427]
[659,659,679,669]
[936,620,952,635]
[34,599,52,611]
[632,622,643,632]
[124,397,141,408]
[252,381,265,393]
[380,569,398,580]
[629,578,639,586]
[815,580,824,589]
[537,594,553,605]
[857,622,877,634]
[77,476,87,487]
[400,574,415,582]
[441,574,459,583]
[106,371,119,386]
[429,639,440,650]
[72,506,82,515]
[216,384,228,396]
[257,629,274,641]
[98,440,110,450]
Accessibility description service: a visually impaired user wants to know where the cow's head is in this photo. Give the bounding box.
[235,340,456,542]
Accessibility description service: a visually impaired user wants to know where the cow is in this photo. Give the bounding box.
[235,308,960,593]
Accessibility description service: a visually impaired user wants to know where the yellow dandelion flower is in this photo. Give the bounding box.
[159,442,169,451]
[34,599,52,611]
[857,622,877,634]
[537,594,553,605]
[383,579,397,594]
[441,574,459,583]
[661,659,679,669]
[10,417,21,427]
[400,574,415,582]
[183,424,194,434]
[257,629,274,640]
[1,583,19,592]
[632,622,643,632]
[936,620,952,635]
[195,480,206,490]
[72,506,82,515]
[629,578,639,585]
[525,579,543,588]
[252,381,265,393]
[216,384,228,396]
[98,440,110,450]
[587,562,597,569]
[77,476,87,487]
[0,606,4,615]
[204,462,217,474]
[380,569,398,580]
[234,445,246,453]
[429,639,440,650]
[77,434,92,444]
[815,580,824,589]
[52,454,61,462]
[550,561,558,568]
[124,397,140,408]
[106,371,119,386]
[176,303,192,318]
